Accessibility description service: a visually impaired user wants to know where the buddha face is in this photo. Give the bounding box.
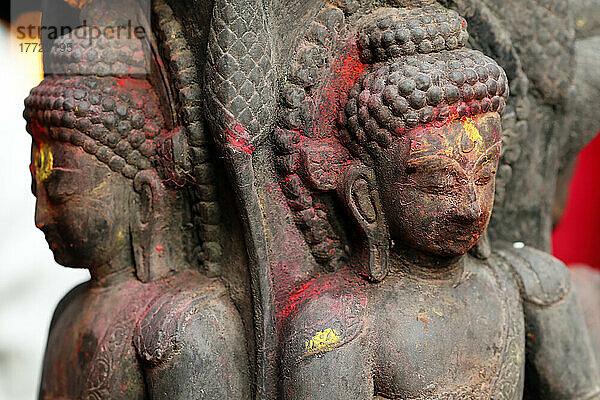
[30,131,131,269]
[374,112,501,258]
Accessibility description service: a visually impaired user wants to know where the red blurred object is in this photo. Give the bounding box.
[553,132,600,270]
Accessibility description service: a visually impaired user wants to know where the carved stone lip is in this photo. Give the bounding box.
[445,225,479,236]
[449,234,476,242]
[445,222,484,237]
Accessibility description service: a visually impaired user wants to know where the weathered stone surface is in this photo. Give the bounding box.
[23,0,600,398]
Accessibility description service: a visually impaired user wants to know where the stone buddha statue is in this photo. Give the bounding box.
[21,0,600,398]
[23,3,251,398]
[274,5,600,399]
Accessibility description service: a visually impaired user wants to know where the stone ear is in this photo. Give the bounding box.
[342,163,389,282]
[131,170,169,283]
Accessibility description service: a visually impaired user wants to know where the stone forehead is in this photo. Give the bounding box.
[407,114,501,164]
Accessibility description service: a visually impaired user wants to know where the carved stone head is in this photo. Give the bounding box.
[341,48,507,271]
[272,5,509,280]
[24,25,221,282]
[26,72,193,281]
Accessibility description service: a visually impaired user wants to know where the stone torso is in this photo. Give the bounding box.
[366,256,525,399]
[284,255,526,399]
[39,272,224,400]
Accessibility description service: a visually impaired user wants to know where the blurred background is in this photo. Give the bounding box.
[0,1,599,400]
[553,133,600,270]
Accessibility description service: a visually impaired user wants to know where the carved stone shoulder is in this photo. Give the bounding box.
[495,243,571,307]
[281,272,367,363]
[133,273,228,367]
[49,281,89,331]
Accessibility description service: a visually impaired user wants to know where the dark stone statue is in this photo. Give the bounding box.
[24,1,252,398]
[439,0,600,252]
[22,0,600,398]
[266,5,600,398]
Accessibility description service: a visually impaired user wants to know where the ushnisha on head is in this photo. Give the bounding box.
[355,5,471,63]
[23,28,205,283]
[337,6,508,276]
[342,7,507,158]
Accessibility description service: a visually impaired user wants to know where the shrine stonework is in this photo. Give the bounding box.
[23,0,600,398]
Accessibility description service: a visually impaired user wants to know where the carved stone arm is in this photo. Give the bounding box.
[497,244,600,399]
[133,285,251,399]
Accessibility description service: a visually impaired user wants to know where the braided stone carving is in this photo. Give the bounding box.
[152,0,225,275]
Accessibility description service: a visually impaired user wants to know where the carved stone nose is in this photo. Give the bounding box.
[464,198,482,221]
[34,202,50,232]
[456,186,481,222]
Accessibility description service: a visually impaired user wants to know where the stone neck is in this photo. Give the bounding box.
[88,221,193,288]
[89,261,135,288]
[389,242,466,282]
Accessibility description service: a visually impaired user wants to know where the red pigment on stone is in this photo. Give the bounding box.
[314,39,366,139]
[278,273,364,321]
[115,77,150,89]
[225,120,254,155]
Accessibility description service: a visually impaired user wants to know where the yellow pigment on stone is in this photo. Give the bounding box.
[304,328,342,355]
[36,142,53,182]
